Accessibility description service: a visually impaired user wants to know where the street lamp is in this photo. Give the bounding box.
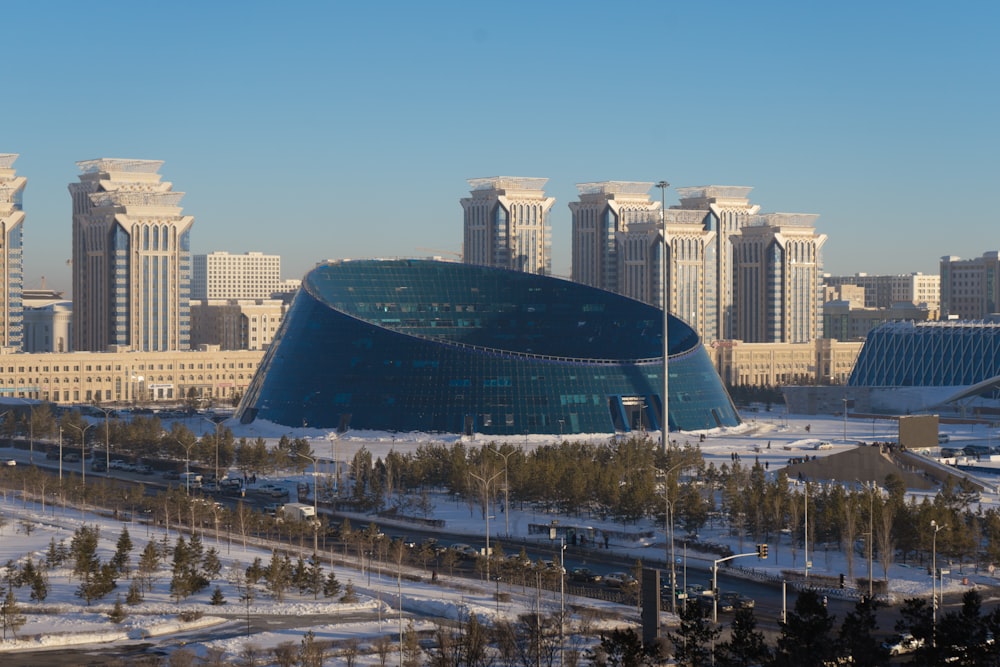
[296,452,320,554]
[58,427,63,481]
[655,179,671,453]
[93,405,115,474]
[65,422,94,486]
[469,469,503,582]
[202,414,227,485]
[172,435,197,495]
[660,459,692,615]
[932,520,944,644]
[487,444,514,538]
[19,401,35,464]
[843,397,849,442]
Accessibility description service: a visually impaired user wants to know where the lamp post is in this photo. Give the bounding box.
[20,401,35,464]
[58,427,63,481]
[470,469,503,582]
[488,444,514,538]
[202,414,226,486]
[173,435,197,495]
[296,452,320,554]
[843,397,849,442]
[932,520,944,644]
[65,422,93,487]
[660,459,692,615]
[655,179,671,453]
[94,405,115,474]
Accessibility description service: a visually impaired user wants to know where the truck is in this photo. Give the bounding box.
[279,502,316,522]
[179,472,203,489]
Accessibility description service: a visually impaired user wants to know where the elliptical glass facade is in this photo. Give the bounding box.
[237,259,741,435]
[849,320,1000,388]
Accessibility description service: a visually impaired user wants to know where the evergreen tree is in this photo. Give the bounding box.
[246,557,265,585]
[111,527,133,576]
[714,606,770,667]
[125,581,143,605]
[938,589,989,666]
[0,587,25,640]
[589,627,650,667]
[895,596,938,665]
[108,594,127,623]
[323,571,342,598]
[305,554,324,599]
[667,599,721,667]
[70,525,101,582]
[773,589,836,667]
[210,585,226,606]
[836,596,887,667]
[264,551,292,602]
[20,558,48,602]
[202,547,222,580]
[136,541,161,593]
[292,555,308,593]
[340,580,358,603]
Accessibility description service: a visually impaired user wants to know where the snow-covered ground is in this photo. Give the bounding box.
[0,407,995,664]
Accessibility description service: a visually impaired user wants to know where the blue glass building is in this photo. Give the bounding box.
[849,320,1000,392]
[237,259,741,435]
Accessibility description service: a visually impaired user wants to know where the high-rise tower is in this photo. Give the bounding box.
[731,214,827,343]
[461,177,554,275]
[0,154,25,350]
[70,159,194,352]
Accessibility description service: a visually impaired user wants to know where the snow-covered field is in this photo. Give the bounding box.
[0,407,995,664]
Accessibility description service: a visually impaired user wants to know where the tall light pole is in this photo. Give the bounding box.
[932,520,944,644]
[20,401,35,465]
[661,459,691,615]
[655,179,671,452]
[296,452,320,554]
[65,422,93,487]
[173,435,197,495]
[94,405,115,474]
[58,427,63,481]
[843,397,849,442]
[202,414,226,484]
[470,469,503,583]
[488,444,513,538]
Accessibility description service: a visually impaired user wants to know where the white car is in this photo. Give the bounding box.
[4,459,15,466]
[604,571,636,588]
[882,633,923,656]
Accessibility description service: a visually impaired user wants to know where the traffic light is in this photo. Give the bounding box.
[839,573,846,589]
[757,543,768,559]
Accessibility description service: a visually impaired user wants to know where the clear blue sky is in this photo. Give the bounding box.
[8,1,998,293]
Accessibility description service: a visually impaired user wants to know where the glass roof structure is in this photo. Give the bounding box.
[237,259,740,435]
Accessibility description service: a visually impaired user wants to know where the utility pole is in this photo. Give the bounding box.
[656,179,670,452]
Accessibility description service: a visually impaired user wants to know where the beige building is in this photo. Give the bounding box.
[940,252,1000,319]
[190,299,287,350]
[823,299,936,341]
[0,154,25,351]
[1,348,264,405]
[191,251,281,300]
[70,159,194,352]
[823,272,940,310]
[732,214,827,343]
[710,338,863,388]
[461,177,554,275]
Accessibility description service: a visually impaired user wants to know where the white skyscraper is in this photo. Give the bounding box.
[0,154,25,350]
[461,177,554,275]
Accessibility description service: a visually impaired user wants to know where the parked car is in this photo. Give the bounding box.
[569,567,602,583]
[604,571,636,588]
[109,459,126,470]
[882,633,923,656]
[4,459,15,467]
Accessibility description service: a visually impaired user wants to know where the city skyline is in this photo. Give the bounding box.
[7,2,998,294]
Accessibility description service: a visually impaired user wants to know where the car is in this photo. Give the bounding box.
[447,543,479,560]
[109,459,126,470]
[162,470,181,480]
[721,591,754,610]
[4,459,15,467]
[881,633,923,656]
[63,453,80,463]
[91,461,107,472]
[604,571,636,588]
[263,502,283,516]
[569,567,602,583]
[135,464,154,475]
[121,462,137,472]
